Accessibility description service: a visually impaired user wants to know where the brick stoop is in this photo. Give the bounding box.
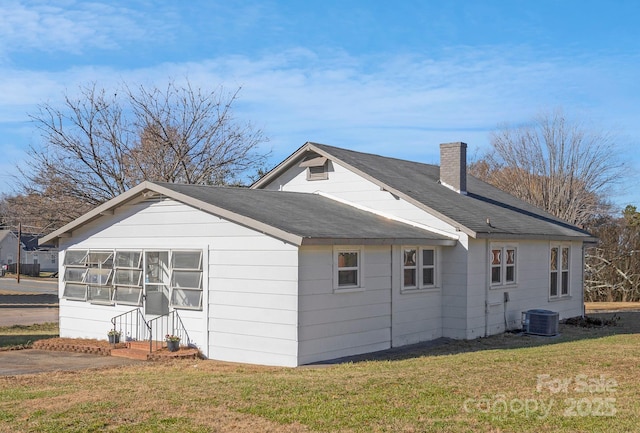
[112,341,201,361]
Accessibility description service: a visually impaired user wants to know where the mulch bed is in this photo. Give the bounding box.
[32,337,125,356]
[32,337,201,360]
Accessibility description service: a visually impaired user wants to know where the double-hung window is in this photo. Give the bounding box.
[550,245,570,298]
[402,247,436,289]
[336,248,361,289]
[490,245,517,286]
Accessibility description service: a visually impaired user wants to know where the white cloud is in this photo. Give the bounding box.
[0,0,166,57]
[0,45,637,202]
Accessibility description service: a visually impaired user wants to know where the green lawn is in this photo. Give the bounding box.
[0,316,638,432]
[0,323,58,349]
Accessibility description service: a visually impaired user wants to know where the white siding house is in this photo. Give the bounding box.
[41,141,594,366]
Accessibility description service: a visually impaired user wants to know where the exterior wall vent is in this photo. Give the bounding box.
[522,309,559,336]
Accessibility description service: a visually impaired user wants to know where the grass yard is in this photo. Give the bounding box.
[0,314,638,433]
[0,323,58,349]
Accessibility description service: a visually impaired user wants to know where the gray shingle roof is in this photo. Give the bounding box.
[290,143,593,240]
[154,182,455,245]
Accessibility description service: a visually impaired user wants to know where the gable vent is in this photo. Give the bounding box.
[299,155,328,181]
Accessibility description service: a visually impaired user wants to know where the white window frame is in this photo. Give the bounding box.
[169,250,203,310]
[334,247,363,291]
[402,246,438,291]
[490,244,517,287]
[84,250,114,305]
[61,248,204,310]
[550,244,570,299]
[62,249,89,301]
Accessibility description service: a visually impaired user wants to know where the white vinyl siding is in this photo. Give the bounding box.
[299,245,391,365]
[209,228,299,367]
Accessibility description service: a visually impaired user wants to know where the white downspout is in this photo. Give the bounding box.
[484,239,490,337]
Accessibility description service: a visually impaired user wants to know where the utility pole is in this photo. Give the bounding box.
[17,222,21,284]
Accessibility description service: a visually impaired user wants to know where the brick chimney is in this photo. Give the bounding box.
[439,142,467,194]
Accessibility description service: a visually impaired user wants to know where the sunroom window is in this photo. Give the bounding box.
[62,250,88,300]
[63,283,88,301]
[62,248,202,310]
[85,251,114,304]
[114,250,143,306]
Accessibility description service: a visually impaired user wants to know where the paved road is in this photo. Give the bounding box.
[0,277,58,294]
[0,308,58,326]
[0,277,59,326]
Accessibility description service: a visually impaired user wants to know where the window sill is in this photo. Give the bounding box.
[490,283,517,290]
[334,286,365,294]
[171,306,203,311]
[548,295,572,302]
[401,286,440,294]
[90,300,115,306]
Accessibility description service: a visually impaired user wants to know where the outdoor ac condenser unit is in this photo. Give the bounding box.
[522,309,559,336]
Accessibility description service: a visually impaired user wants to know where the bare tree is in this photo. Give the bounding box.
[15,80,269,229]
[585,206,640,302]
[470,108,624,227]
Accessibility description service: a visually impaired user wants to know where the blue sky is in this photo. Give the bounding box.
[1,0,639,208]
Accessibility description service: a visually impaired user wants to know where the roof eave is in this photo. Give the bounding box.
[300,237,458,246]
[474,232,597,242]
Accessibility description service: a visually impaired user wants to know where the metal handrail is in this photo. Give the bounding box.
[147,310,191,352]
[111,309,190,353]
[110,308,152,352]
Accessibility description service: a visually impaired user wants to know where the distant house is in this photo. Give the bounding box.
[0,230,21,268]
[20,233,59,273]
[40,142,594,366]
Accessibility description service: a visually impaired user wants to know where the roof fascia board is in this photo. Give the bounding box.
[301,238,457,246]
[475,232,596,242]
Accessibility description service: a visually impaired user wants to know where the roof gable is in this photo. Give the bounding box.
[253,142,594,241]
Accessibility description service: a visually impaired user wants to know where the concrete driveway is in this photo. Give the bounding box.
[0,349,139,376]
